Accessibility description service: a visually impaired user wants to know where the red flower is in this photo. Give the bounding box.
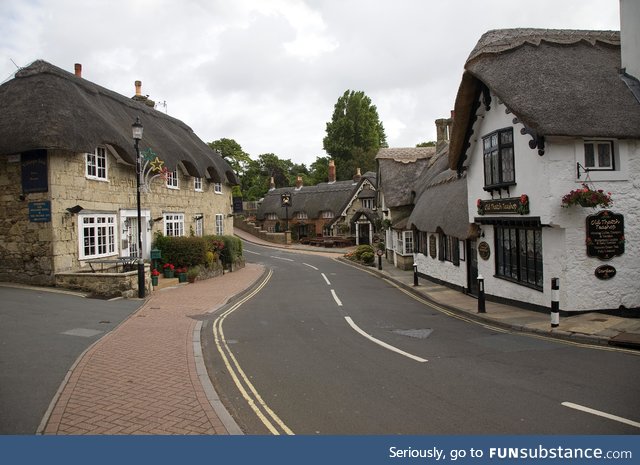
[163,263,175,270]
[151,269,160,276]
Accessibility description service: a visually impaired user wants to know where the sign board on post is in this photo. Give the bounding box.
[281,192,292,207]
[586,210,624,260]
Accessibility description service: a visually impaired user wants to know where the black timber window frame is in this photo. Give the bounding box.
[495,224,543,290]
[438,232,460,266]
[482,127,515,190]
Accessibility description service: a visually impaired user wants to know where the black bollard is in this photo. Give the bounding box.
[477,274,486,313]
[551,277,560,328]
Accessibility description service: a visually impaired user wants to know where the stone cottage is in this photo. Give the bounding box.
[0,60,237,291]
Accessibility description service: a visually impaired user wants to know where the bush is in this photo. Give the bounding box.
[354,244,374,261]
[205,235,243,267]
[153,235,208,267]
[360,251,375,265]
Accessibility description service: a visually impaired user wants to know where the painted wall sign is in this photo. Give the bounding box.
[21,150,48,193]
[28,201,51,222]
[477,195,529,215]
[586,210,624,260]
[478,241,491,260]
[594,264,616,280]
[429,235,437,259]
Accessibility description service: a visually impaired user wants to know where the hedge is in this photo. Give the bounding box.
[152,234,242,268]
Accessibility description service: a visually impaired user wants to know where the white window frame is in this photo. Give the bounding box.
[215,213,224,235]
[79,213,117,260]
[403,231,414,255]
[362,198,374,209]
[195,215,204,237]
[85,146,108,181]
[194,177,203,192]
[584,140,614,171]
[166,169,179,189]
[321,210,334,219]
[267,213,278,220]
[296,211,308,220]
[164,213,185,237]
[214,182,223,194]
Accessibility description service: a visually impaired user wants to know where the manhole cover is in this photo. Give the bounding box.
[392,329,433,339]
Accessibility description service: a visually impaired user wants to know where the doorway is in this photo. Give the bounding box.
[467,239,479,296]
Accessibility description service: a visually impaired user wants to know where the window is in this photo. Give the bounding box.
[86,146,107,180]
[267,213,278,220]
[296,211,308,220]
[214,182,222,194]
[194,177,203,191]
[482,128,515,189]
[79,214,116,259]
[584,141,614,170]
[215,214,224,235]
[438,233,460,266]
[495,225,543,289]
[166,169,179,189]
[403,231,414,255]
[195,215,204,237]
[322,210,334,219]
[419,231,428,256]
[362,198,374,209]
[164,213,184,237]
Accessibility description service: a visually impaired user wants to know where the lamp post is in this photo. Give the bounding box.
[132,117,145,298]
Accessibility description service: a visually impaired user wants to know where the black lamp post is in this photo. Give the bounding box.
[132,117,145,298]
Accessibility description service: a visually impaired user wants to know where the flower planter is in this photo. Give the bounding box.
[178,272,187,283]
[163,270,174,279]
[151,276,159,287]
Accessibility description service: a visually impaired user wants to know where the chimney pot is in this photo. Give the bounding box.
[74,63,82,78]
[269,176,275,191]
[135,80,142,96]
[295,175,303,189]
[353,167,362,183]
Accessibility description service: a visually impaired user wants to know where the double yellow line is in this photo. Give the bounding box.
[212,269,294,435]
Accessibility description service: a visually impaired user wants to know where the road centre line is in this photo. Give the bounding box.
[344,317,428,363]
[303,263,319,270]
[244,249,261,255]
[270,256,294,262]
[212,269,294,435]
[321,273,331,285]
[561,402,640,429]
[330,289,342,306]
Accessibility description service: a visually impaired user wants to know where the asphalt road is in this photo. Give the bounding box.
[203,242,640,435]
[0,286,141,434]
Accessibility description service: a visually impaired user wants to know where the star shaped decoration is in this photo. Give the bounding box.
[149,157,165,173]
[141,148,157,162]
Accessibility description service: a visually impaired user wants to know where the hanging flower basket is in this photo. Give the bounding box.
[561,184,612,209]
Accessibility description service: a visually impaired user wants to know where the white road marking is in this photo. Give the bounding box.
[303,263,319,270]
[561,402,640,429]
[321,273,331,285]
[344,317,428,363]
[330,289,342,306]
[244,249,261,255]
[270,256,294,262]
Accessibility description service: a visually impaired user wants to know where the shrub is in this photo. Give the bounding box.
[360,251,375,265]
[205,235,243,267]
[153,235,208,267]
[354,244,374,261]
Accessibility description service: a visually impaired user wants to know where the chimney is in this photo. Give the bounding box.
[135,80,142,96]
[74,63,82,78]
[295,175,303,190]
[435,115,453,151]
[328,159,336,183]
[269,176,276,191]
[353,167,362,183]
[132,80,156,108]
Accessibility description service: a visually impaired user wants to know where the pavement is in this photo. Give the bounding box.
[34,229,639,436]
[235,228,640,352]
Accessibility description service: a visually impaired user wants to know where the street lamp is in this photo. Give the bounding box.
[132,117,145,298]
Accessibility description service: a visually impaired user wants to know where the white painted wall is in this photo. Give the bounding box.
[466,95,639,312]
[414,244,467,289]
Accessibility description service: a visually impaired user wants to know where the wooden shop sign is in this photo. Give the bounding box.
[594,264,616,280]
[478,241,491,260]
[586,210,624,260]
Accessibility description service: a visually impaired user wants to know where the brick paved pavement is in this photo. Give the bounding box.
[41,263,264,435]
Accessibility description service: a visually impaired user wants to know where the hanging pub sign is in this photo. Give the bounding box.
[586,210,624,260]
[281,192,292,207]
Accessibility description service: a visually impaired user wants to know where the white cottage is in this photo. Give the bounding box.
[448,25,640,313]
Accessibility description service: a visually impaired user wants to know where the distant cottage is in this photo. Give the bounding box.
[0,60,237,294]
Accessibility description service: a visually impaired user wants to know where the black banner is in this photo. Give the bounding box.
[21,150,48,193]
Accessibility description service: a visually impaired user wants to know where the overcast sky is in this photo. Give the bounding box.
[1,0,621,167]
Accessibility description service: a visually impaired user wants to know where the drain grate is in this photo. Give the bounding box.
[392,329,433,339]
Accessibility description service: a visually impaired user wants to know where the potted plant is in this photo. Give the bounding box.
[176,267,188,283]
[187,266,200,283]
[562,184,612,209]
[162,263,175,278]
[151,269,160,287]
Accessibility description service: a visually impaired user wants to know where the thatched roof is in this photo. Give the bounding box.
[256,172,376,221]
[450,29,640,170]
[376,147,435,208]
[0,60,236,184]
[408,147,472,239]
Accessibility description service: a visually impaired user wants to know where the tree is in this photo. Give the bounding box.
[208,138,251,176]
[416,141,436,147]
[323,90,387,180]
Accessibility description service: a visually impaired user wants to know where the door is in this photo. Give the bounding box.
[467,239,479,296]
[120,212,149,258]
[358,222,370,245]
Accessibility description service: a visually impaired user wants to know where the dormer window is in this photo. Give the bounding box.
[214,182,222,194]
[166,168,179,189]
[194,177,203,191]
[321,210,334,219]
[296,211,308,220]
[482,128,515,190]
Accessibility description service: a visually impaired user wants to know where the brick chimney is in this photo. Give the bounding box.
[328,159,336,183]
[295,175,303,190]
[353,167,361,183]
[74,63,82,78]
[269,176,275,191]
[132,80,155,108]
[435,115,453,151]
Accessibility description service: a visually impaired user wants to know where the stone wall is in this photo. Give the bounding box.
[234,217,291,244]
[55,264,152,298]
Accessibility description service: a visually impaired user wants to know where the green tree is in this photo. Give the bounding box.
[416,141,436,147]
[208,138,251,176]
[323,90,387,180]
[309,156,331,184]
